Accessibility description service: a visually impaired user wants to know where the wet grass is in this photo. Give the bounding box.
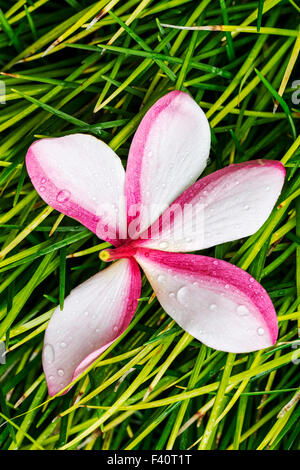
[0,0,299,450]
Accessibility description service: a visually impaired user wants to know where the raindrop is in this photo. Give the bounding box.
[84,311,89,316]
[157,274,165,283]
[56,189,71,203]
[113,325,118,332]
[225,284,230,289]
[159,241,168,250]
[213,260,219,266]
[265,186,270,191]
[236,305,249,316]
[257,327,264,336]
[41,177,46,184]
[40,186,46,192]
[177,286,190,306]
[244,205,250,211]
[57,369,64,377]
[48,375,55,381]
[210,304,217,311]
[44,344,55,364]
[60,342,67,349]
[169,292,175,298]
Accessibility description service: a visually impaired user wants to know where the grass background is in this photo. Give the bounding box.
[0,0,299,450]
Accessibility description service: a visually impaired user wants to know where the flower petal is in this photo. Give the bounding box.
[125,91,210,237]
[135,249,277,353]
[135,160,285,252]
[26,134,127,245]
[43,258,141,396]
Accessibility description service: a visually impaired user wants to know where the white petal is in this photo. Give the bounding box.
[26,133,127,245]
[136,160,285,251]
[125,91,210,237]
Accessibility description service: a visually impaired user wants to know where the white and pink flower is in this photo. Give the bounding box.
[26,91,285,396]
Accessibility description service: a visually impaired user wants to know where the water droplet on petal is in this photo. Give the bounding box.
[56,189,71,203]
[177,286,190,306]
[169,292,175,298]
[40,186,46,192]
[41,177,46,184]
[84,311,89,316]
[237,305,249,316]
[244,204,250,211]
[210,304,217,311]
[44,344,55,364]
[257,327,264,336]
[159,241,169,250]
[60,342,67,349]
[57,369,64,377]
[157,274,165,283]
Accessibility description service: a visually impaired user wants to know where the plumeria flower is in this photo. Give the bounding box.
[26,91,285,396]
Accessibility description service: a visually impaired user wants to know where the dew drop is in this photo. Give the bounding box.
[265,186,270,191]
[225,284,230,289]
[41,177,46,184]
[257,327,265,336]
[169,292,175,298]
[177,286,190,306]
[213,260,219,266]
[60,342,67,349]
[44,344,55,364]
[48,375,55,381]
[210,304,217,311]
[157,274,165,283]
[113,325,118,332]
[244,205,250,211]
[84,311,89,316]
[56,189,71,203]
[57,369,64,377]
[39,186,46,192]
[159,241,168,250]
[236,305,249,316]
